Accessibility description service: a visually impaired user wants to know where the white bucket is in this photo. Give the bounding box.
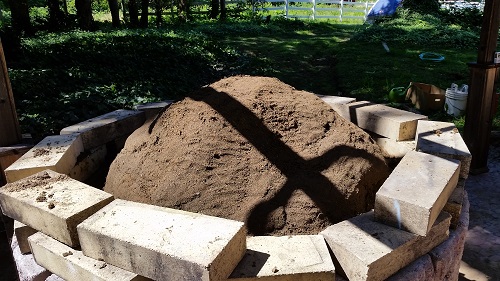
[445,90,468,117]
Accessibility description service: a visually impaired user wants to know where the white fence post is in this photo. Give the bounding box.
[313,0,316,20]
[285,0,289,18]
[340,0,344,22]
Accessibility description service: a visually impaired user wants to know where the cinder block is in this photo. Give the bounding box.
[320,210,451,281]
[29,232,150,281]
[370,134,416,159]
[77,199,246,281]
[4,134,84,183]
[386,254,434,281]
[416,120,471,179]
[68,145,107,182]
[0,170,114,247]
[429,191,470,281]
[14,220,37,254]
[443,186,464,229]
[315,95,356,119]
[60,109,145,150]
[135,100,174,120]
[374,150,459,235]
[228,235,335,281]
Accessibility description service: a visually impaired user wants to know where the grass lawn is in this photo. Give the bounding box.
[4,11,498,140]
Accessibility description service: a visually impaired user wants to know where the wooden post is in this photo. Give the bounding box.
[463,0,500,174]
[0,39,21,147]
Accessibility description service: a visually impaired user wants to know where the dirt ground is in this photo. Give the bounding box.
[105,76,390,235]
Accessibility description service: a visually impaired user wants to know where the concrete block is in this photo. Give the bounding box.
[10,234,52,281]
[0,144,33,185]
[77,199,246,281]
[429,191,469,281]
[0,170,114,247]
[4,134,84,183]
[386,254,434,281]
[29,232,150,281]
[228,235,335,281]
[334,101,427,141]
[374,150,459,235]
[416,120,471,179]
[315,95,356,120]
[68,145,107,182]
[135,100,174,120]
[443,186,464,229]
[320,210,451,281]
[14,220,37,254]
[370,134,416,159]
[60,109,145,150]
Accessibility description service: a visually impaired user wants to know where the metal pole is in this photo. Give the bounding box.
[463,0,500,174]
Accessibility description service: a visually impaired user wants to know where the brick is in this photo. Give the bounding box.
[4,134,84,183]
[68,145,107,182]
[0,170,114,247]
[374,150,459,235]
[370,134,416,159]
[386,254,434,281]
[429,191,469,281]
[443,186,465,229]
[29,232,150,281]
[77,199,246,281]
[320,210,451,281]
[334,102,427,141]
[416,120,471,179]
[60,109,145,150]
[228,235,335,281]
[135,100,174,120]
[14,220,37,254]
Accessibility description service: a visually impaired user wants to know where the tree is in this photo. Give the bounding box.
[140,0,149,28]
[75,0,94,30]
[7,0,33,36]
[154,0,163,27]
[128,0,139,27]
[108,0,121,27]
[209,0,226,20]
[177,0,190,22]
[401,0,440,15]
[47,0,65,29]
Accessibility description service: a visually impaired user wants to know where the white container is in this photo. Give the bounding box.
[445,90,468,117]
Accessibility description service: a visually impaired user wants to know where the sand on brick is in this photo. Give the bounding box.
[104,76,390,235]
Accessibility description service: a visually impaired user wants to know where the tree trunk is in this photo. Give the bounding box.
[62,0,68,14]
[108,0,121,27]
[140,0,149,28]
[219,0,226,21]
[75,0,94,30]
[210,0,219,19]
[178,0,189,22]
[47,0,64,29]
[154,0,163,27]
[7,0,33,36]
[128,0,139,26]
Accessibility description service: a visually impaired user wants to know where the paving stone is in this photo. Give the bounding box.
[228,235,335,281]
[4,134,84,183]
[443,186,465,229]
[430,191,470,281]
[135,100,174,120]
[370,133,416,159]
[374,150,459,235]
[320,210,451,281]
[416,120,472,179]
[77,199,246,281]
[29,232,150,281]
[332,101,427,141]
[14,220,37,254]
[386,254,434,281]
[0,170,114,247]
[68,145,107,182]
[60,109,145,150]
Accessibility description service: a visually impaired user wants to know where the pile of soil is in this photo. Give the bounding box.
[104,76,390,235]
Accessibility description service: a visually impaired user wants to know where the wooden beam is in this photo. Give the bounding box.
[463,0,500,174]
[0,39,21,146]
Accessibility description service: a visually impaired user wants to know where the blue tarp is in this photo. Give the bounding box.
[367,0,403,17]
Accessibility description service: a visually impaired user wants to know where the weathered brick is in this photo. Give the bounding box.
[375,150,459,235]
[320,210,451,281]
[333,101,427,141]
[60,109,145,150]
[0,170,114,247]
[14,220,37,254]
[443,186,465,229]
[228,235,335,281]
[315,95,356,120]
[29,232,150,281]
[135,100,174,120]
[370,133,416,159]
[4,134,84,183]
[386,254,434,281]
[77,199,246,281]
[416,120,471,179]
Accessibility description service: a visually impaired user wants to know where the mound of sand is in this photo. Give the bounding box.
[104,76,390,235]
